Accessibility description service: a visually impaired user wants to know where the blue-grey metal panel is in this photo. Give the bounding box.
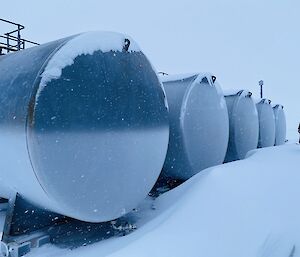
[0,33,169,222]
[273,105,286,145]
[224,91,259,162]
[161,74,229,180]
[256,99,275,148]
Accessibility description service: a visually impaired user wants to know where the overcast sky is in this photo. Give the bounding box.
[1,0,299,137]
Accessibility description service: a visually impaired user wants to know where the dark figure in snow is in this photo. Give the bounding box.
[298,123,300,144]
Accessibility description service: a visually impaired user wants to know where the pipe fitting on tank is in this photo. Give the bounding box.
[123,38,131,52]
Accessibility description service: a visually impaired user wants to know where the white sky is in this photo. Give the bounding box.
[1,0,299,138]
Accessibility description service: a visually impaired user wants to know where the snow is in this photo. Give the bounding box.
[37,31,140,100]
[159,72,226,98]
[223,88,252,97]
[255,98,272,105]
[223,88,243,96]
[273,104,284,109]
[28,143,300,257]
[159,72,205,83]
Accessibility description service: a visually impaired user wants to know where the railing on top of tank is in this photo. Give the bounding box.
[0,18,39,55]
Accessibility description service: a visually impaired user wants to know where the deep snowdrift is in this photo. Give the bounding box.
[29,144,300,257]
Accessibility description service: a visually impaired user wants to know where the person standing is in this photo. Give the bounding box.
[298,123,300,144]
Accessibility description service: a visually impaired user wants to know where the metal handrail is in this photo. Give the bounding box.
[0,18,24,28]
[0,18,39,55]
[1,34,39,45]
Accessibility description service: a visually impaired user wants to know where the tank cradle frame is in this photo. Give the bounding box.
[0,194,50,257]
[0,193,139,257]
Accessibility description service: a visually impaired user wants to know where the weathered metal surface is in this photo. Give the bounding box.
[273,104,286,145]
[224,91,259,162]
[160,74,229,180]
[256,99,275,148]
[0,32,169,222]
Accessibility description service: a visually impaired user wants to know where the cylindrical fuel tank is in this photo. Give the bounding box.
[0,31,169,222]
[256,99,275,148]
[224,90,259,162]
[273,104,286,145]
[160,73,229,180]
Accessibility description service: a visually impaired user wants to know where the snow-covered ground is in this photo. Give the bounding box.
[29,143,300,257]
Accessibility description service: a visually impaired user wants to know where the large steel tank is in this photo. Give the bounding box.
[273,104,286,145]
[0,31,169,222]
[256,99,275,147]
[224,90,259,162]
[160,73,229,180]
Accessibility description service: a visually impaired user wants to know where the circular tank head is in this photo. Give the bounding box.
[163,74,229,180]
[225,90,259,162]
[273,104,286,145]
[182,76,229,175]
[27,32,169,222]
[256,99,276,148]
